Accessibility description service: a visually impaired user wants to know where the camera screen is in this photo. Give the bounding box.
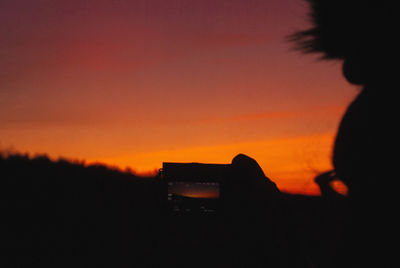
[162,162,229,214]
[167,182,220,213]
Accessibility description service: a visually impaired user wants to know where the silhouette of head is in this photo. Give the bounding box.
[291,1,398,199]
[292,0,397,86]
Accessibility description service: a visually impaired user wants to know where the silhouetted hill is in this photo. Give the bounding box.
[1,152,351,267]
[1,153,164,267]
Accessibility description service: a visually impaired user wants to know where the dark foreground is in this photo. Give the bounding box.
[1,154,350,267]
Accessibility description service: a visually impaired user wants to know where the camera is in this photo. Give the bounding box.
[160,162,230,215]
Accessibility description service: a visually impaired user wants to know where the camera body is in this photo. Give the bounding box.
[161,162,230,215]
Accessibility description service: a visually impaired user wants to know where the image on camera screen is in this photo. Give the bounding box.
[162,162,228,214]
[167,181,220,213]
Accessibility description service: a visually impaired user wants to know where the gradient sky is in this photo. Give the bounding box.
[169,182,220,199]
[0,0,358,195]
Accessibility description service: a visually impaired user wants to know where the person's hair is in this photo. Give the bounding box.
[290,0,396,60]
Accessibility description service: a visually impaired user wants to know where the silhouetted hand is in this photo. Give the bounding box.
[231,154,279,194]
[222,154,280,214]
[315,170,345,199]
[314,170,336,185]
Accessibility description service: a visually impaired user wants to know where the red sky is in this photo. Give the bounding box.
[0,0,357,195]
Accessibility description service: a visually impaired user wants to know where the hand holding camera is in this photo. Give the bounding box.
[162,154,280,215]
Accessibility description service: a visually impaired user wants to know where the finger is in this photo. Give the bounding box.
[231,154,266,179]
[314,170,336,184]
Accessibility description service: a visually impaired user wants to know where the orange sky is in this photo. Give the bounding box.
[0,0,358,195]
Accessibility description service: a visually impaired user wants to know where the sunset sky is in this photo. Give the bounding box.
[0,0,358,195]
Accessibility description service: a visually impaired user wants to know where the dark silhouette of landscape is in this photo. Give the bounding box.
[2,0,397,267]
[1,152,163,267]
[1,152,351,267]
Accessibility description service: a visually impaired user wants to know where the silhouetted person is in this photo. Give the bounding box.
[234,0,398,266]
[294,2,397,266]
